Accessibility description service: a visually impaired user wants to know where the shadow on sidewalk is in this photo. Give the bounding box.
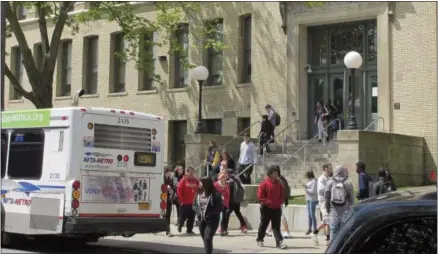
[98,239,232,253]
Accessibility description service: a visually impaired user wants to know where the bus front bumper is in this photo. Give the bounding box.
[63,216,168,235]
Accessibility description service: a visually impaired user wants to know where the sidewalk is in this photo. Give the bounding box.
[104,225,327,253]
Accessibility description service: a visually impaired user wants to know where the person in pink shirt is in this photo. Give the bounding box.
[214,171,230,236]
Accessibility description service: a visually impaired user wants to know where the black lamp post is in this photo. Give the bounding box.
[191,66,209,134]
[344,51,363,130]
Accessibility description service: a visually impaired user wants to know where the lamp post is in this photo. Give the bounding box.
[344,51,363,130]
[191,65,209,134]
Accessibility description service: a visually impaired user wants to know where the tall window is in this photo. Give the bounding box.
[173,24,189,88]
[8,129,45,180]
[34,43,44,71]
[10,46,23,100]
[16,6,27,20]
[239,14,252,84]
[237,117,251,136]
[58,40,72,97]
[111,33,126,93]
[83,36,99,94]
[204,19,224,86]
[138,32,156,91]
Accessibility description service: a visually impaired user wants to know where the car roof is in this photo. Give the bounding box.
[325,186,437,254]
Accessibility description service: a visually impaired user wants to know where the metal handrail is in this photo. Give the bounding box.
[280,118,341,170]
[363,117,384,131]
[194,120,262,174]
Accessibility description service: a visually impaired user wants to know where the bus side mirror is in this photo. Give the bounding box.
[72,89,85,107]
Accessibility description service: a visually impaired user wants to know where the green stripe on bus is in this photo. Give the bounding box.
[1,109,52,128]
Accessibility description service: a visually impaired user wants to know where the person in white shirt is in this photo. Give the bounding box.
[304,170,318,246]
[316,163,333,245]
[237,133,258,184]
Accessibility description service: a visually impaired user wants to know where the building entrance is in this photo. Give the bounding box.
[307,20,378,137]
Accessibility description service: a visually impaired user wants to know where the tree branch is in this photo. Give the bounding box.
[36,3,50,63]
[5,2,40,85]
[4,64,37,105]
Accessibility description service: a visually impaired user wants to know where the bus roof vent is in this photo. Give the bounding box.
[94,124,152,151]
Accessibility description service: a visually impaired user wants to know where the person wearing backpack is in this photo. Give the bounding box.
[355,161,374,200]
[324,165,355,242]
[225,169,248,233]
[371,168,397,196]
[258,115,274,155]
[265,104,281,138]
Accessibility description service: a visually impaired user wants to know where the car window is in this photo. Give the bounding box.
[357,217,437,254]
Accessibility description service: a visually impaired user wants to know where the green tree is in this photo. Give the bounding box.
[5,1,207,108]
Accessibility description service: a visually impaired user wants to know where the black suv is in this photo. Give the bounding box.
[326,185,437,254]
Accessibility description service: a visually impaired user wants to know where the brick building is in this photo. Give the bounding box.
[5,2,287,166]
[5,2,438,171]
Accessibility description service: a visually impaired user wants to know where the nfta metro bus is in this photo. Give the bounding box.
[1,94,168,245]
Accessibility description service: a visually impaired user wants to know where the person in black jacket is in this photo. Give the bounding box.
[193,177,223,254]
[259,115,274,155]
[164,167,176,236]
[371,168,397,196]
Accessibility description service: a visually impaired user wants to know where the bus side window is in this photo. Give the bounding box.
[7,129,45,180]
[1,131,8,179]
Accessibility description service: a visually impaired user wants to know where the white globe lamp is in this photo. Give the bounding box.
[344,51,363,69]
[191,65,209,81]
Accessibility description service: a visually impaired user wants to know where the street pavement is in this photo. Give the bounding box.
[2,225,326,253]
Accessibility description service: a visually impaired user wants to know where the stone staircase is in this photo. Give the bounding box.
[255,139,339,190]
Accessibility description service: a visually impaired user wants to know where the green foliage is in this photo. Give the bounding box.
[303,2,325,8]
[6,1,225,108]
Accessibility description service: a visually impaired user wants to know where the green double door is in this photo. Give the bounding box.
[308,70,378,138]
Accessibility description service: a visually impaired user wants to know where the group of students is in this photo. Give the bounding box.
[301,161,397,246]
[163,163,249,254]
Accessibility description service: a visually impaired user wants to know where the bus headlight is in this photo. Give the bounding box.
[72,190,81,199]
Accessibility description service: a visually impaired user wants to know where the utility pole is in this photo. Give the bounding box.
[1,2,6,111]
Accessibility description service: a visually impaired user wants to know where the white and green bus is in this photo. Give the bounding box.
[1,94,168,245]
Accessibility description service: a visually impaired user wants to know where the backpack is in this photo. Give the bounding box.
[279,175,291,203]
[365,173,375,198]
[330,179,348,206]
[379,181,393,195]
[275,112,281,126]
[231,177,245,203]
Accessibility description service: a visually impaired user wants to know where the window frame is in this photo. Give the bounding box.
[84,35,99,94]
[241,14,252,84]
[203,119,222,135]
[138,31,156,91]
[7,129,45,180]
[59,40,72,97]
[10,46,23,100]
[173,23,189,89]
[204,19,224,86]
[112,32,126,93]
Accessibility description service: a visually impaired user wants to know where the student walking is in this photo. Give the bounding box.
[214,172,230,236]
[316,163,333,245]
[256,165,287,249]
[164,167,176,236]
[304,171,318,244]
[324,165,355,242]
[237,133,258,184]
[258,115,274,155]
[177,166,199,235]
[172,165,185,225]
[226,169,248,233]
[205,141,221,177]
[356,161,373,201]
[371,168,397,196]
[193,177,223,254]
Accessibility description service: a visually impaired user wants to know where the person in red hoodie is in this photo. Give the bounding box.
[214,171,230,236]
[256,165,287,249]
[177,166,199,235]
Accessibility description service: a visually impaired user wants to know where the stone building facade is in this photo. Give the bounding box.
[5,2,288,166]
